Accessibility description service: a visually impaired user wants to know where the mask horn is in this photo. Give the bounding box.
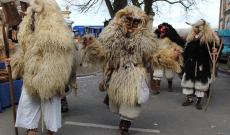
[201,19,206,25]
[186,22,192,26]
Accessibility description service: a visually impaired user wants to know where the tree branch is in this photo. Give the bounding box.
[66,0,101,13]
[113,0,128,14]
[144,0,154,15]
[154,0,197,10]
[104,0,115,17]
[64,0,204,19]
[131,0,141,7]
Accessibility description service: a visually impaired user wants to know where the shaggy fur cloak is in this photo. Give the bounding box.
[151,38,183,73]
[82,6,181,106]
[11,0,76,100]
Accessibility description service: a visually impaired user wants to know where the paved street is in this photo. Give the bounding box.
[0,72,230,135]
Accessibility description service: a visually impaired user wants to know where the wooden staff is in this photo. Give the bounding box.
[204,39,223,112]
[2,22,18,135]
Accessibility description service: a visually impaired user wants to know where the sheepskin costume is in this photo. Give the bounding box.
[151,34,183,93]
[11,0,76,100]
[152,38,183,73]
[181,19,219,98]
[81,5,181,120]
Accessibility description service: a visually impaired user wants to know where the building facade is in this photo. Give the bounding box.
[219,0,230,29]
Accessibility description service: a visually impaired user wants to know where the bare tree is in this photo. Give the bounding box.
[65,0,205,18]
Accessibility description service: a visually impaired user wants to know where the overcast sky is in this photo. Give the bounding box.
[57,0,220,29]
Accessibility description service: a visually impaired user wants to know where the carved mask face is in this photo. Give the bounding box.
[123,15,142,38]
[193,19,206,35]
[159,25,169,38]
[194,24,204,34]
[82,36,93,48]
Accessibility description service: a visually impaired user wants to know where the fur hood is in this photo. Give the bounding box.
[98,6,158,61]
[113,5,148,30]
[11,0,76,100]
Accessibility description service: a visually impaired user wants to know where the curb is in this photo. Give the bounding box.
[218,67,230,75]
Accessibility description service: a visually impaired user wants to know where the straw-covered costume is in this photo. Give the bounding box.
[10,0,76,134]
[81,6,182,135]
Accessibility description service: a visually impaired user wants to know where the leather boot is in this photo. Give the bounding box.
[119,120,131,135]
[195,97,202,110]
[151,79,160,95]
[27,131,37,135]
[182,95,193,106]
[205,86,210,97]
[103,94,109,106]
[167,80,173,92]
[26,129,38,135]
[99,80,105,92]
[61,97,69,113]
[47,130,55,135]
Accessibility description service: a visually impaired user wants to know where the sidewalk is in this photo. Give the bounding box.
[218,63,230,75]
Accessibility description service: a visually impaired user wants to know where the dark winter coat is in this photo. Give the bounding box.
[183,38,213,84]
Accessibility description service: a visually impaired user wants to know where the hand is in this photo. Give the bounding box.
[173,48,181,60]
[212,47,218,53]
[5,58,11,66]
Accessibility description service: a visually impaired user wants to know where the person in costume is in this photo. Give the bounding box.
[181,19,219,110]
[151,23,185,94]
[80,6,182,135]
[10,0,76,134]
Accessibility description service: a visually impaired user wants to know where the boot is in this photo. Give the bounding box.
[61,97,69,113]
[205,86,210,97]
[151,79,160,95]
[26,129,38,135]
[103,94,109,106]
[182,95,193,106]
[119,120,131,135]
[47,130,55,135]
[99,80,105,92]
[167,80,173,92]
[195,97,202,110]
